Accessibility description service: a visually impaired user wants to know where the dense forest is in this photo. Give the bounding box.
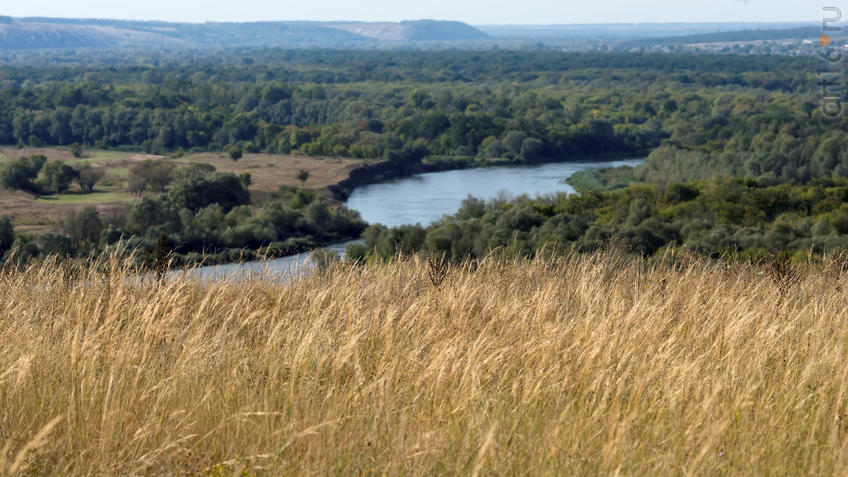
[0,49,845,263]
[0,50,817,166]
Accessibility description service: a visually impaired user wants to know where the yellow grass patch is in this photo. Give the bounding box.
[1,252,848,474]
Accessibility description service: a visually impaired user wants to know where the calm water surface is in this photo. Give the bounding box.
[185,158,644,280]
[345,158,644,227]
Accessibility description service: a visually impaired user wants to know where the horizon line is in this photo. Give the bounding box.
[3,15,818,27]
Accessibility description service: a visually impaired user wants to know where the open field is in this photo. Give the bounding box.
[171,153,376,193]
[0,147,377,228]
[2,252,848,475]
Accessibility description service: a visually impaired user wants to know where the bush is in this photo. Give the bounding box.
[519,137,544,162]
[344,242,368,264]
[310,248,340,271]
[0,154,46,192]
[63,206,104,247]
[70,143,85,158]
[128,159,175,194]
[36,161,78,194]
[37,233,75,257]
[296,169,310,185]
[76,165,105,193]
[169,172,250,213]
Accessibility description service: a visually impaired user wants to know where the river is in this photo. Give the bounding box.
[346,158,644,227]
[179,158,643,280]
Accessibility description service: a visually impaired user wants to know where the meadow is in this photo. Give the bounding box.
[0,146,372,232]
[2,250,848,475]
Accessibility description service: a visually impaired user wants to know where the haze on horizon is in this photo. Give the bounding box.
[3,0,820,25]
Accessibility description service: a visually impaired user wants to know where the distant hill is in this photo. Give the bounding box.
[0,18,821,52]
[328,20,488,42]
[0,17,490,50]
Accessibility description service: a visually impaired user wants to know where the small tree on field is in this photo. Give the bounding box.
[70,143,85,158]
[239,172,252,188]
[0,154,46,193]
[127,159,175,194]
[228,146,243,161]
[76,164,104,193]
[296,169,310,186]
[36,161,78,194]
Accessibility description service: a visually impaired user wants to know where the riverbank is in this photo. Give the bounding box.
[325,150,651,201]
[181,153,648,271]
[180,155,646,277]
[0,149,645,274]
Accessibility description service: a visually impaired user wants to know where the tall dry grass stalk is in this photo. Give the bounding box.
[2,251,848,475]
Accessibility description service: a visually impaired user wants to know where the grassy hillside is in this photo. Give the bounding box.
[0,18,488,50]
[2,252,848,474]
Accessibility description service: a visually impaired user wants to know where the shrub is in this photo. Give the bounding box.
[310,247,340,271]
[127,159,175,194]
[76,165,104,193]
[36,161,78,194]
[169,172,250,213]
[0,154,46,192]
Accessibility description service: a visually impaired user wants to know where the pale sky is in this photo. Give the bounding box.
[2,0,821,24]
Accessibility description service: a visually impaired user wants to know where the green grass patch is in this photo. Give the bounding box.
[35,190,133,204]
[67,149,134,165]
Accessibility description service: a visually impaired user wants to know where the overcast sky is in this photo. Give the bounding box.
[3,0,821,24]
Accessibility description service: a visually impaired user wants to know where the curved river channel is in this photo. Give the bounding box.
[178,157,644,280]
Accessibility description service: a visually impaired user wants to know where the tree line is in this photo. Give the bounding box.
[350,177,848,262]
[0,50,819,170]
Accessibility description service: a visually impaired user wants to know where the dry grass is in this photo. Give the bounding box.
[173,153,376,192]
[3,251,848,475]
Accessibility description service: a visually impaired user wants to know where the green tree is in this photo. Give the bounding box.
[37,233,75,257]
[519,138,544,162]
[128,159,176,194]
[296,169,310,186]
[228,146,243,161]
[126,196,180,237]
[63,206,104,247]
[37,161,78,194]
[503,131,528,156]
[168,172,250,213]
[76,165,105,193]
[70,143,85,158]
[0,155,46,192]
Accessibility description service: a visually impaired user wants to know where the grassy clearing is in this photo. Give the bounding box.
[2,251,848,475]
[0,148,373,194]
[34,190,134,204]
